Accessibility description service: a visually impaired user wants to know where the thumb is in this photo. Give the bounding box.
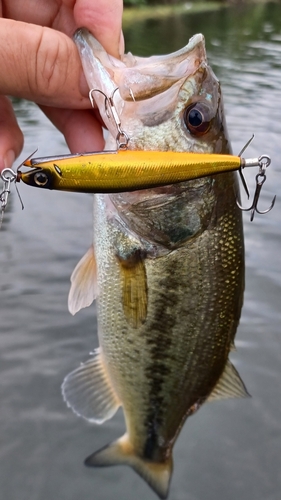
[74,0,123,58]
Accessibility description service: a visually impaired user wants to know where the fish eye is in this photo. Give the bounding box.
[34,171,49,187]
[184,102,213,135]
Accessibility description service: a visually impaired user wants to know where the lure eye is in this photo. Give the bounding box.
[34,171,49,187]
[184,102,213,135]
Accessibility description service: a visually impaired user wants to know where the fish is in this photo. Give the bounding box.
[61,28,249,499]
[19,150,245,192]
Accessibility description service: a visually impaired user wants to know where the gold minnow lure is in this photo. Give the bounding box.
[17,150,270,194]
[0,151,274,227]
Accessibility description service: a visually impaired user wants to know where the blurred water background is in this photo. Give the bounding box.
[0,2,281,499]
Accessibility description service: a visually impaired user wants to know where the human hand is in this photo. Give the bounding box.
[0,0,123,172]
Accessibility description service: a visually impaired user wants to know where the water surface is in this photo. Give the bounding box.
[1,3,281,500]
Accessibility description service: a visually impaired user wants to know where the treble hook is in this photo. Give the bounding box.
[89,88,130,150]
[0,149,36,229]
[0,168,18,230]
[237,155,276,221]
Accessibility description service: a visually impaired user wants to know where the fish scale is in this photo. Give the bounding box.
[93,175,243,453]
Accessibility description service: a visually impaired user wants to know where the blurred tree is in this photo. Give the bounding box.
[124,0,226,6]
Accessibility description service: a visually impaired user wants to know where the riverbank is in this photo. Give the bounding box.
[123,0,279,28]
[123,2,227,28]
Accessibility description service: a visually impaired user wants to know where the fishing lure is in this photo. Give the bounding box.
[18,150,272,194]
[0,149,275,225]
[19,150,246,192]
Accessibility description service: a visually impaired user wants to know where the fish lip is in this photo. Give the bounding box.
[186,33,206,53]
[74,28,107,57]
[74,28,207,67]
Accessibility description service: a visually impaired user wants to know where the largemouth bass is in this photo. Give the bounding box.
[62,29,248,499]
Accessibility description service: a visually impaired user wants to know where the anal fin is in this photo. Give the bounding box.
[207,359,250,402]
[68,245,97,315]
[61,348,120,423]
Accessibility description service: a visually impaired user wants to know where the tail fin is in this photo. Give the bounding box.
[85,434,173,499]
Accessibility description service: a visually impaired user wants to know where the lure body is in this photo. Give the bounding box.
[20,151,241,193]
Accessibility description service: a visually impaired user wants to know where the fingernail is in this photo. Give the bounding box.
[4,149,15,169]
[119,31,125,58]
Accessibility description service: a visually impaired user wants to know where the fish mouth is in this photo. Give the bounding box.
[74,28,209,146]
[74,28,207,102]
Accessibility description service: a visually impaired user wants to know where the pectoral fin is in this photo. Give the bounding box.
[68,245,97,315]
[207,359,250,402]
[61,348,120,423]
[117,253,148,328]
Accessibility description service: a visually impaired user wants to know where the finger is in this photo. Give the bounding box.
[74,0,123,57]
[0,19,90,108]
[0,96,23,173]
[40,106,105,153]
